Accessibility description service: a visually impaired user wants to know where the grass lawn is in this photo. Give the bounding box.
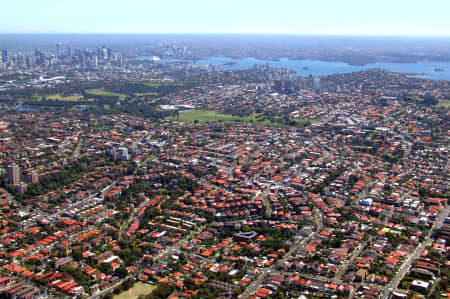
[86,89,127,100]
[170,110,312,127]
[33,94,93,101]
[113,282,156,299]
[46,94,85,101]
[143,83,161,87]
[131,80,161,87]
[135,93,158,97]
[68,104,94,111]
[173,110,252,123]
[437,99,450,108]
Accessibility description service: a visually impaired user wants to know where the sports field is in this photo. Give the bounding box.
[171,110,312,127]
[113,282,156,299]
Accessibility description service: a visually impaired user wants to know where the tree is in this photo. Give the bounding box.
[115,265,128,278]
[98,263,113,275]
[348,174,358,185]
[72,250,83,261]
[102,293,113,299]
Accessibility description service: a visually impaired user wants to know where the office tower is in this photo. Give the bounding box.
[68,45,72,58]
[56,43,60,57]
[80,53,86,67]
[26,56,33,68]
[273,79,291,93]
[92,55,98,67]
[1,50,7,63]
[7,163,20,185]
[107,48,112,60]
[102,47,108,60]
[273,80,282,92]
[34,49,46,66]
[313,77,321,91]
[16,54,26,69]
[26,171,39,184]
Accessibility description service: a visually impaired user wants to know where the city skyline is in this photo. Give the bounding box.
[1,0,449,36]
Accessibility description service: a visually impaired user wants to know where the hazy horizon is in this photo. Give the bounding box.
[2,33,449,54]
[1,33,449,37]
[1,0,449,36]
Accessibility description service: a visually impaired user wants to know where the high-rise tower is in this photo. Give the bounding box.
[7,163,20,185]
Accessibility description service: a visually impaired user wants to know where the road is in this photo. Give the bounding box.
[260,190,272,218]
[238,232,315,299]
[71,136,82,158]
[381,204,449,299]
[155,226,204,261]
[239,208,324,299]
[88,280,124,299]
[335,239,369,281]
[118,194,153,239]
[238,201,448,299]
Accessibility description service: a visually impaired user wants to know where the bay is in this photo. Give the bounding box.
[138,56,450,80]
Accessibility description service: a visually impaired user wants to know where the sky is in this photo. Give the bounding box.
[1,0,449,36]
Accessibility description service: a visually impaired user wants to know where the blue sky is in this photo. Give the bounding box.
[1,0,449,36]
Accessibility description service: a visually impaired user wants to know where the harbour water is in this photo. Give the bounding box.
[138,56,450,80]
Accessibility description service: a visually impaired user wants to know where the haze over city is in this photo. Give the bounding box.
[1,0,450,36]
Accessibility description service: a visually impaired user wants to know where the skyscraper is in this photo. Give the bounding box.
[56,43,60,58]
[7,163,20,185]
[34,49,46,66]
[102,47,108,60]
[26,56,33,68]
[92,55,98,67]
[313,77,321,91]
[1,50,7,63]
[80,53,86,67]
[68,45,72,58]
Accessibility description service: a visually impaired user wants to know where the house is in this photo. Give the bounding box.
[0,277,11,286]
[94,251,113,264]
[233,231,258,242]
[411,280,429,292]
[354,269,368,282]
[54,257,73,269]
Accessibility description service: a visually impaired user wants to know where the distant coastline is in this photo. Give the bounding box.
[137,56,450,80]
[3,33,450,66]
[138,54,450,67]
